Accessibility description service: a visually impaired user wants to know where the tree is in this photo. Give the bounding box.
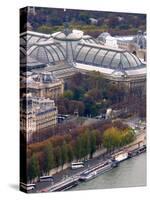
[83,96,95,116]
[80,134,87,158]
[28,154,40,181]
[103,127,121,152]
[89,131,97,158]
[73,87,84,100]
[61,142,68,167]
[81,131,91,159]
[67,143,74,162]
[108,17,119,28]
[63,90,73,100]
[93,129,103,148]
[37,25,53,34]
[103,127,135,152]
[86,88,102,101]
[74,137,82,160]
[54,146,62,168]
[121,129,135,146]
[44,142,54,174]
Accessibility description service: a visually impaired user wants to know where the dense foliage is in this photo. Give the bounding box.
[27,120,134,181]
[103,127,135,151]
[56,72,128,117]
[25,8,146,36]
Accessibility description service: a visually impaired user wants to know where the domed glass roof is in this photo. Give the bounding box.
[21,29,146,80]
[75,43,143,70]
[81,35,98,44]
[27,42,66,64]
[20,31,52,48]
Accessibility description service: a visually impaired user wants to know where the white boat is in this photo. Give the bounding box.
[113,152,128,163]
[80,171,97,181]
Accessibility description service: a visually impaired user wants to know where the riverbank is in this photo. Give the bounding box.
[35,144,146,192]
[29,130,146,193]
[70,152,146,191]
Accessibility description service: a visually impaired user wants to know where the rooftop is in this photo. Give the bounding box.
[75,43,144,70]
[20,28,146,80]
[27,42,66,64]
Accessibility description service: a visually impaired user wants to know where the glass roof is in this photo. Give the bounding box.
[20,31,52,48]
[28,42,66,64]
[81,35,98,44]
[75,43,144,70]
[20,30,146,75]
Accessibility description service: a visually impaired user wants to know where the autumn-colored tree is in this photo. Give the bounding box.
[93,129,103,149]
[63,90,73,100]
[103,127,135,152]
[89,130,97,158]
[103,127,122,151]
[74,137,82,160]
[67,143,74,162]
[120,129,135,146]
[54,146,62,168]
[86,88,102,101]
[61,142,68,167]
[82,131,91,159]
[27,119,136,174]
[43,142,55,174]
[28,154,40,181]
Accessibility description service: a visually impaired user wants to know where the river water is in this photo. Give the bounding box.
[70,153,146,191]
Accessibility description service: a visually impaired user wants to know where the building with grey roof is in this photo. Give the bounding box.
[20,27,146,93]
[20,71,64,99]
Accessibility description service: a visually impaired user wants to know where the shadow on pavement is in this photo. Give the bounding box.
[9,184,19,191]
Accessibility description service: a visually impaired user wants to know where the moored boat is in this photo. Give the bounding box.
[128,145,146,158]
[112,152,128,163]
[79,160,115,181]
